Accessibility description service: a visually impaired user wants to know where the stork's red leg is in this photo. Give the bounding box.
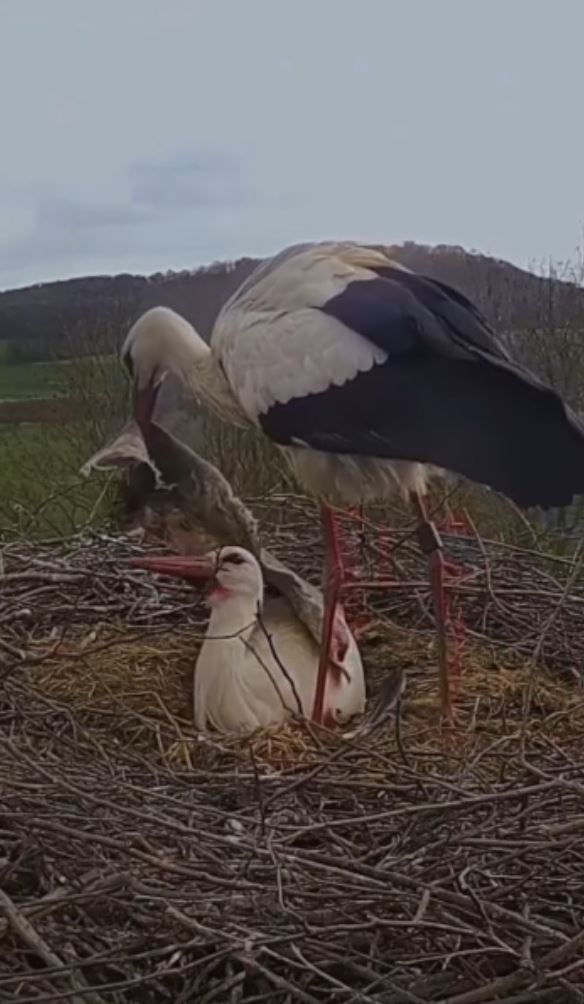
[311,501,343,725]
[411,492,452,723]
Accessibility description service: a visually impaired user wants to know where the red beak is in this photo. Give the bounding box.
[133,381,159,434]
[129,554,216,581]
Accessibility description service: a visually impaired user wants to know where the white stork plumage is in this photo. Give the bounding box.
[122,240,584,723]
[130,545,366,734]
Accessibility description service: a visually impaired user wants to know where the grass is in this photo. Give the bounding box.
[0,355,118,402]
[0,421,120,537]
[0,350,130,535]
[0,353,127,537]
[0,360,68,400]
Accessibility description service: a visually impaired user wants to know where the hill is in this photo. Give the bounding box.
[2,241,584,419]
[0,260,258,362]
[3,242,584,357]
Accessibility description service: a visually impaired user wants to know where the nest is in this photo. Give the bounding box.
[2,502,584,1002]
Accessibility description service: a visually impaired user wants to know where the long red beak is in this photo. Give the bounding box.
[133,381,159,434]
[129,555,216,581]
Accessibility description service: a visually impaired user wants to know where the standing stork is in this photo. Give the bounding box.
[122,240,584,724]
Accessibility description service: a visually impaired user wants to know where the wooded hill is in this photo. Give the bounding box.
[2,243,584,364]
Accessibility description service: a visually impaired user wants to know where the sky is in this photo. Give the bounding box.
[1,0,584,290]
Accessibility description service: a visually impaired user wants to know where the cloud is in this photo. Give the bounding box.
[0,188,152,285]
[36,194,150,230]
[129,149,254,211]
[0,146,264,287]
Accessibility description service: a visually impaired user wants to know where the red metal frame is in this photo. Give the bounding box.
[317,502,475,722]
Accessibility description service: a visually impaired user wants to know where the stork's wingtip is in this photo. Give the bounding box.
[342,668,407,740]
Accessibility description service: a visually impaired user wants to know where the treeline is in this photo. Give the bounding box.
[0,258,258,363]
[3,244,584,414]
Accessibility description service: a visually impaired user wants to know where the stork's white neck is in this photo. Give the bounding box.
[167,336,249,429]
[194,587,262,734]
[204,587,262,657]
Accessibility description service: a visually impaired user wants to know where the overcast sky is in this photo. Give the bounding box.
[1,1,583,290]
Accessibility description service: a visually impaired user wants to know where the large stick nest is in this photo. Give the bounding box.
[2,495,584,1002]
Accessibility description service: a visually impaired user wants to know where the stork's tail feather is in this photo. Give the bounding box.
[436,364,584,510]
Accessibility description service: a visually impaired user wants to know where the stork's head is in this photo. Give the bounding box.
[121,306,209,432]
[129,545,264,609]
[207,546,264,606]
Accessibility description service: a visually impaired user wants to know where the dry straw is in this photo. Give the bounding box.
[2,497,584,1002]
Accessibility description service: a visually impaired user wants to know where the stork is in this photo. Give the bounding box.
[130,545,366,734]
[81,407,349,661]
[121,240,584,724]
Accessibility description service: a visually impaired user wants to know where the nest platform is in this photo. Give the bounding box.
[2,498,584,1002]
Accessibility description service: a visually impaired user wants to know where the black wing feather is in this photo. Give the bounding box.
[374,265,505,355]
[261,356,584,508]
[259,268,584,509]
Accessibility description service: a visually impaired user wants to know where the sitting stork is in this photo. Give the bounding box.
[81,406,350,664]
[130,545,366,734]
[121,240,584,723]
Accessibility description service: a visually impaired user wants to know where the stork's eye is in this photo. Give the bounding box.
[222,553,245,565]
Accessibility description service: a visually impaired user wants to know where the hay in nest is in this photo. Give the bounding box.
[24,616,584,766]
[3,515,584,1002]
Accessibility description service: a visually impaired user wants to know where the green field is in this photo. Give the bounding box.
[0,421,120,536]
[0,355,119,402]
[0,354,126,536]
[0,360,69,400]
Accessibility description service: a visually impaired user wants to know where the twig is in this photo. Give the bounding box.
[0,887,108,1004]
